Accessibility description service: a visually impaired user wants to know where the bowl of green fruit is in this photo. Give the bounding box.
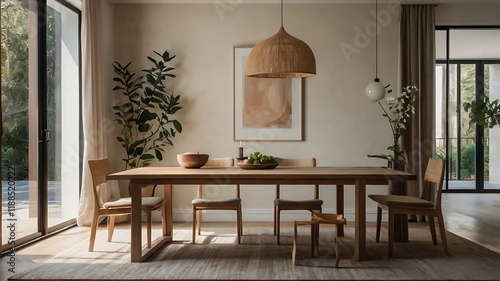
[237,152,279,170]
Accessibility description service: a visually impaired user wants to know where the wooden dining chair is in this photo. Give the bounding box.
[274,157,323,244]
[191,157,242,244]
[88,158,164,251]
[293,212,346,268]
[368,158,450,257]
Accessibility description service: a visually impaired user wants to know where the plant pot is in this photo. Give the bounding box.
[393,160,406,172]
[390,159,406,195]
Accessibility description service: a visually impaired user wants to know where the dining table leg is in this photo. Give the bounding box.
[391,179,409,242]
[354,178,366,261]
[336,185,344,237]
[164,184,173,237]
[130,180,143,262]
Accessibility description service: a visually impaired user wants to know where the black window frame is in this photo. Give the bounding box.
[436,25,500,193]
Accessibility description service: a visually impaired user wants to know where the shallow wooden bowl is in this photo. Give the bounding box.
[177,153,209,168]
[237,162,279,170]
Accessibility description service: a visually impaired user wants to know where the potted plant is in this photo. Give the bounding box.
[368,86,418,170]
[464,95,500,128]
[112,50,183,170]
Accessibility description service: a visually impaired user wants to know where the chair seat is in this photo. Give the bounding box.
[192,198,241,208]
[103,197,163,209]
[293,212,346,268]
[368,194,434,208]
[274,199,323,209]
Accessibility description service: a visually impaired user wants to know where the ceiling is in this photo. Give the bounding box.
[109,0,500,4]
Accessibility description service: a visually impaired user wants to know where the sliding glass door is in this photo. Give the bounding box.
[436,27,500,192]
[1,0,81,249]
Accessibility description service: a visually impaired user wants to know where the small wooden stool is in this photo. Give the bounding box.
[292,212,347,268]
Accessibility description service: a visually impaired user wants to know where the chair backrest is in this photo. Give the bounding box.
[199,157,238,198]
[274,158,317,199]
[421,158,445,209]
[88,158,112,210]
[206,157,234,167]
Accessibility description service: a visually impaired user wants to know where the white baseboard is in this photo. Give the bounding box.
[152,208,389,223]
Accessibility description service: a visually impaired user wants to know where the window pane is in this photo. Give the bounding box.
[1,0,39,244]
[450,29,500,60]
[448,64,458,181]
[449,64,476,189]
[435,64,446,163]
[436,30,447,60]
[485,64,500,190]
[46,0,80,228]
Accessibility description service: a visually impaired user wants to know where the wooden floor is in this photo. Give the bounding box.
[1,193,500,280]
[441,193,500,253]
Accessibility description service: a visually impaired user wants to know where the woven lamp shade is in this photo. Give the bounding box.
[246,27,316,78]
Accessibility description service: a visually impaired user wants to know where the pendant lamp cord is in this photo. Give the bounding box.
[375,0,378,78]
[281,0,283,27]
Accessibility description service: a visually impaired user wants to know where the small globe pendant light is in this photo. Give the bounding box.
[366,78,386,102]
[246,0,316,78]
[365,0,386,102]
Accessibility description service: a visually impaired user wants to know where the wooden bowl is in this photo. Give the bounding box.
[177,153,209,168]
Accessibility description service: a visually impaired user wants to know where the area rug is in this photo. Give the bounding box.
[9,223,500,280]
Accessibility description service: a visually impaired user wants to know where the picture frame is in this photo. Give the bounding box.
[233,47,303,141]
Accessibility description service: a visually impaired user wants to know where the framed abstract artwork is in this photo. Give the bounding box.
[233,47,303,141]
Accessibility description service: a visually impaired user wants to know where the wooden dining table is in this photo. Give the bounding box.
[106,166,416,262]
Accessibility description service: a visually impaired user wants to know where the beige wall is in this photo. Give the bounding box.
[436,3,500,25]
[110,2,400,222]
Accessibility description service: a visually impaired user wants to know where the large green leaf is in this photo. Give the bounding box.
[149,112,158,120]
[140,154,155,160]
[130,139,146,149]
[113,77,126,85]
[138,123,151,132]
[146,74,156,85]
[138,110,151,123]
[166,54,176,62]
[155,149,163,161]
[168,106,182,115]
[147,56,157,65]
[173,120,182,133]
[145,87,154,96]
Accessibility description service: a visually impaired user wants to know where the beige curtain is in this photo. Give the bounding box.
[77,0,120,226]
[400,5,436,208]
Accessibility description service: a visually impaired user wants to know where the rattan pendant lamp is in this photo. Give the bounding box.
[245,0,316,78]
[365,0,386,102]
